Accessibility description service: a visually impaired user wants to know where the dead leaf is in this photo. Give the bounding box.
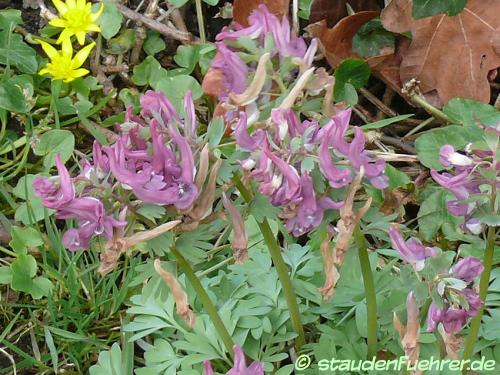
[381,0,500,106]
[154,259,196,328]
[307,11,409,94]
[380,187,415,217]
[309,0,380,27]
[233,0,289,26]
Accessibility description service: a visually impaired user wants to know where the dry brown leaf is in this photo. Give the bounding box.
[307,11,408,94]
[233,0,289,27]
[309,0,380,27]
[380,187,415,217]
[381,0,500,106]
[154,259,196,328]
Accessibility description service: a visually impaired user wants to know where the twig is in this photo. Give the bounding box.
[402,79,450,123]
[380,135,416,154]
[360,87,398,118]
[165,3,188,33]
[114,2,193,43]
[404,116,435,138]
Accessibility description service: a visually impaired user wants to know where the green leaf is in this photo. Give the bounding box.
[385,164,410,189]
[169,0,190,7]
[298,0,313,20]
[0,10,38,73]
[418,190,461,240]
[34,129,75,169]
[207,117,224,148]
[203,0,219,5]
[173,45,201,75]
[343,82,359,106]
[137,204,166,223]
[0,266,12,284]
[334,59,370,103]
[352,17,396,57]
[132,56,167,86]
[143,31,166,56]
[9,254,51,299]
[412,0,466,18]
[89,343,126,375]
[250,193,280,224]
[9,225,44,254]
[443,98,500,128]
[355,303,368,338]
[107,29,136,54]
[13,175,51,225]
[415,125,483,170]
[0,75,33,113]
[97,1,123,40]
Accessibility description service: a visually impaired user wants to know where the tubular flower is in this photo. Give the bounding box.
[39,39,95,82]
[204,345,264,375]
[389,225,435,271]
[50,0,104,45]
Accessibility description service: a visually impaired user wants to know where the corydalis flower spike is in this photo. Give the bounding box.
[222,192,248,264]
[230,53,270,106]
[263,143,300,202]
[203,345,264,375]
[140,90,180,125]
[154,259,195,328]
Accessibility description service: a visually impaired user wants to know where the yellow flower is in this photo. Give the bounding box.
[50,0,104,45]
[39,39,95,82]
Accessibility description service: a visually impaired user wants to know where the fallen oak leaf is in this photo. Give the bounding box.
[381,0,500,107]
[233,0,289,27]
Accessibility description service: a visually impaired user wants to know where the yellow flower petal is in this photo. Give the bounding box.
[49,17,66,28]
[76,0,85,9]
[71,68,89,78]
[39,40,59,60]
[87,24,101,32]
[61,38,73,57]
[66,0,76,9]
[39,67,50,76]
[72,42,95,68]
[56,29,73,44]
[76,32,86,45]
[52,0,68,15]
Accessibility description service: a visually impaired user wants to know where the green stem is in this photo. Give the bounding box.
[170,244,234,358]
[409,95,450,124]
[354,225,378,358]
[233,175,306,349]
[194,0,206,43]
[462,225,496,362]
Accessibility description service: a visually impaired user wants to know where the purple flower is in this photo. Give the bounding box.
[426,303,444,332]
[319,125,352,188]
[439,145,473,168]
[140,90,180,125]
[234,112,265,152]
[210,42,248,97]
[104,120,198,209]
[430,170,470,201]
[348,128,388,188]
[442,308,468,334]
[389,225,435,270]
[286,173,343,236]
[262,142,301,205]
[33,154,75,209]
[462,288,482,317]
[204,346,264,375]
[451,256,484,282]
[216,5,306,59]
